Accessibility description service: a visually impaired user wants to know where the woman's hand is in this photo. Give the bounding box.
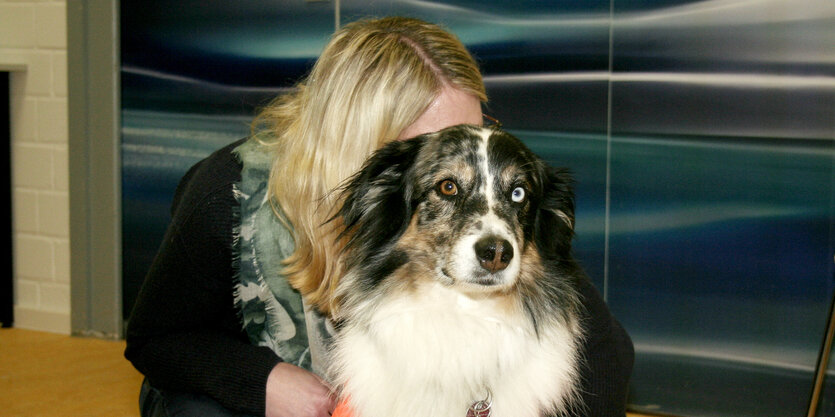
[266,362,337,417]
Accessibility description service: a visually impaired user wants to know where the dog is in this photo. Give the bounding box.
[328,125,585,417]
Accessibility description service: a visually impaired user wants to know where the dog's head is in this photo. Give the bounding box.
[336,124,575,296]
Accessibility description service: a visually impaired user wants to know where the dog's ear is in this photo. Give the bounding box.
[335,136,424,259]
[534,166,575,259]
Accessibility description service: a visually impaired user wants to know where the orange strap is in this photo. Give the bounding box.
[331,398,354,417]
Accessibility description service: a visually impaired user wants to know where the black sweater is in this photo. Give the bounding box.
[124,138,634,416]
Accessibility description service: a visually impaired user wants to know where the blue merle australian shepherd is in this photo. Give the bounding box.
[328,125,585,417]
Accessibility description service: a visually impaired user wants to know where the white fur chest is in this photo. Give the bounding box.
[329,284,580,417]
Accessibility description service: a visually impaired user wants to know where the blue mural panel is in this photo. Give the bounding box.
[609,0,835,415]
[121,1,334,88]
[120,1,335,316]
[121,111,253,315]
[608,136,833,416]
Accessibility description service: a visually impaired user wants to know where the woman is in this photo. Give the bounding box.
[125,16,633,417]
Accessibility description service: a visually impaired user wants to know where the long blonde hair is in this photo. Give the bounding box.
[253,17,487,316]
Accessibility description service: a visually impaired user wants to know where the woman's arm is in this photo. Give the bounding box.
[125,143,282,415]
[575,275,635,417]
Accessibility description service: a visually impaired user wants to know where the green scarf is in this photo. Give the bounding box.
[232,137,332,377]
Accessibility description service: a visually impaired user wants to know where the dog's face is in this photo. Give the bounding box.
[337,125,575,296]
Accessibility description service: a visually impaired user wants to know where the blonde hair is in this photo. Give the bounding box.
[253,16,487,315]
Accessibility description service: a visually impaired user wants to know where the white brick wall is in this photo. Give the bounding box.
[1,0,70,333]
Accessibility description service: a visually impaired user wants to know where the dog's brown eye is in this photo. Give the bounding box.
[438,179,458,196]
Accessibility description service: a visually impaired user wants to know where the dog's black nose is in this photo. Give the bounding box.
[474,236,513,273]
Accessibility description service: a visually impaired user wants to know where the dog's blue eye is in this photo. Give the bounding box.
[511,187,526,203]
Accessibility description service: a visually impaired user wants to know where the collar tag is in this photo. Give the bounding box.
[466,391,492,417]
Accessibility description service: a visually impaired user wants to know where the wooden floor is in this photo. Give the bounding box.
[0,328,144,417]
[1,327,655,417]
